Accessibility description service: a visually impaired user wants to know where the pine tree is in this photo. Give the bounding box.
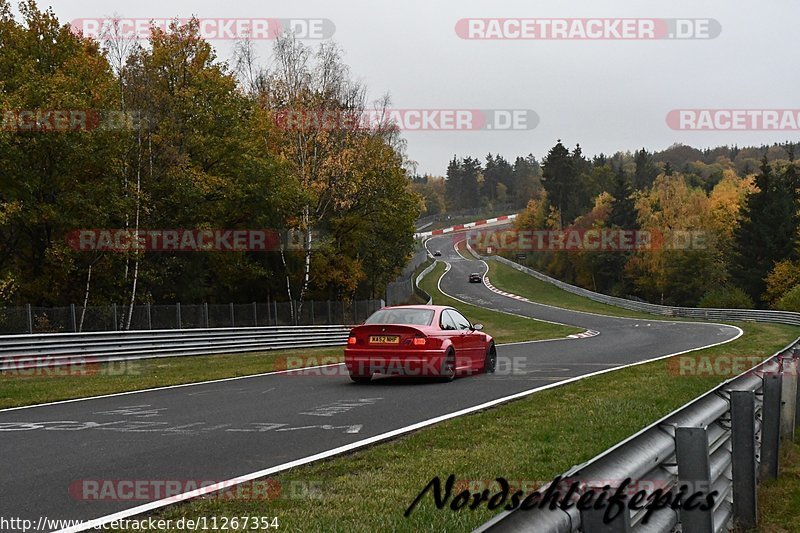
[541,140,577,227]
[731,156,800,302]
[445,156,462,210]
[633,148,658,190]
[609,167,638,229]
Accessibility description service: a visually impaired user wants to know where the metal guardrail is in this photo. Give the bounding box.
[386,248,432,306]
[0,326,352,370]
[491,255,800,326]
[473,255,800,532]
[415,261,437,305]
[477,338,800,533]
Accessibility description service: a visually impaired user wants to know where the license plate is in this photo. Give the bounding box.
[369,335,400,344]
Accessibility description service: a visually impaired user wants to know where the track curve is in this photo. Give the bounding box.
[428,233,740,367]
[0,234,741,531]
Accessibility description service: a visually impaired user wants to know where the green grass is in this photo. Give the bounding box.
[0,346,343,409]
[113,322,800,533]
[753,439,800,532]
[418,261,582,343]
[487,260,683,320]
[0,259,581,410]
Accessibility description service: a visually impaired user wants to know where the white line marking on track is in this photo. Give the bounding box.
[53,325,743,533]
[0,362,346,413]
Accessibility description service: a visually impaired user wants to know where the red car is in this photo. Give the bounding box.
[344,305,496,383]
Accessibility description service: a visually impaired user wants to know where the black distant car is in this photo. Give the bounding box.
[469,272,482,283]
[433,250,442,257]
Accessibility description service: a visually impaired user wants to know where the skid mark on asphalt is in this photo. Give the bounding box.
[300,397,383,417]
[93,405,166,418]
[0,418,364,435]
[276,424,363,434]
[186,387,253,397]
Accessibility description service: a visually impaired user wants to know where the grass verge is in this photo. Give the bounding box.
[114,322,800,533]
[0,346,343,410]
[487,259,685,320]
[753,439,800,532]
[0,259,577,409]
[418,261,582,343]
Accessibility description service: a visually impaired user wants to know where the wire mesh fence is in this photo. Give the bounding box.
[0,299,384,334]
[385,248,432,306]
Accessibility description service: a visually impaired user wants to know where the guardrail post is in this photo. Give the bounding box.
[730,389,757,529]
[274,300,278,325]
[112,303,117,330]
[311,300,315,325]
[26,303,32,333]
[781,355,798,441]
[252,302,257,326]
[230,302,235,327]
[70,304,77,332]
[675,425,714,533]
[327,300,332,325]
[796,349,800,430]
[761,371,782,480]
[147,303,152,329]
[176,302,181,329]
[203,302,208,328]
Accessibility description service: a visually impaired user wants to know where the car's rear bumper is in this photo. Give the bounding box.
[344,348,447,377]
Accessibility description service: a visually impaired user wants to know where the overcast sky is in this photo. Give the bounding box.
[30,0,800,175]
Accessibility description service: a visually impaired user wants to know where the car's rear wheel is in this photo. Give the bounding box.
[350,373,372,384]
[440,349,456,382]
[484,344,497,374]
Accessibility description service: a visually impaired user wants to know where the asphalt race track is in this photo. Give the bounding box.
[0,233,741,531]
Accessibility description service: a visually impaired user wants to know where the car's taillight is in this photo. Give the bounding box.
[412,337,426,346]
[348,336,357,345]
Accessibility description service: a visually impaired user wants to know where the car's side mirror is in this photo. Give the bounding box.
[472,323,484,331]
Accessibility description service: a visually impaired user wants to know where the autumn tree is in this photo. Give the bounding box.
[0,0,124,307]
[730,156,800,302]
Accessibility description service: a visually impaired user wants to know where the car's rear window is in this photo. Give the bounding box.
[365,308,435,326]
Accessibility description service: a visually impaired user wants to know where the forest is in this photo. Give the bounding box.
[413,141,800,309]
[3,1,798,318]
[0,2,420,319]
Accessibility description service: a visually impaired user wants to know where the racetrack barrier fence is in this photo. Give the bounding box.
[477,338,800,533]
[471,254,800,531]
[386,248,433,306]
[0,299,383,334]
[490,255,800,327]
